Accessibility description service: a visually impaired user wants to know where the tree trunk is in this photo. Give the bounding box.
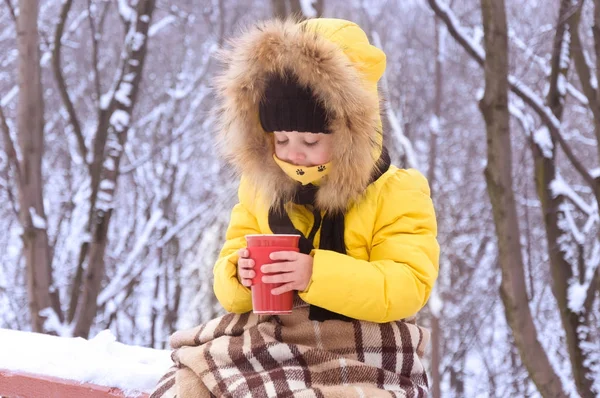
[548,4,599,396]
[449,353,465,396]
[595,0,600,105]
[479,1,567,397]
[16,0,56,333]
[271,0,288,19]
[429,15,443,398]
[73,0,157,338]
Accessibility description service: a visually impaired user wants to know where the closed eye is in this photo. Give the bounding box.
[304,141,318,147]
[275,140,288,145]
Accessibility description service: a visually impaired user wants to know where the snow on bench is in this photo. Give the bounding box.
[0,328,172,397]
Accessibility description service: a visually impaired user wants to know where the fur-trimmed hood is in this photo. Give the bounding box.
[214,18,387,213]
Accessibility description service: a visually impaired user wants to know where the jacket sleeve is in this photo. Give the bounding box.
[212,178,258,313]
[298,169,439,323]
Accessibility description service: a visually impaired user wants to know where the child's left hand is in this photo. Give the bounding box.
[261,251,313,295]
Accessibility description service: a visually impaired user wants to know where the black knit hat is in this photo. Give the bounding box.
[259,74,330,134]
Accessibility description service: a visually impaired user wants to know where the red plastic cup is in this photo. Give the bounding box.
[245,234,300,315]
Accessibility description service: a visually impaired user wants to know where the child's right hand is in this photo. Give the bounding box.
[237,248,255,287]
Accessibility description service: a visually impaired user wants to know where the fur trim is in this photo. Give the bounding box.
[214,19,382,213]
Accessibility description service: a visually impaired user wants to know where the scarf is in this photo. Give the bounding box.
[268,146,392,322]
[272,154,332,186]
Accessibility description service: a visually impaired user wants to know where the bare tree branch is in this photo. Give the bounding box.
[0,105,21,220]
[428,0,596,189]
[432,0,597,395]
[569,1,600,148]
[217,0,225,47]
[52,0,88,163]
[594,0,600,104]
[314,0,324,17]
[585,265,600,312]
[0,105,21,183]
[68,0,141,324]
[87,0,102,105]
[73,0,157,339]
[4,0,17,23]
[478,0,568,395]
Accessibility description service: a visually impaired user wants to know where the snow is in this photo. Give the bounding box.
[123,72,136,82]
[110,109,131,132]
[1,85,18,107]
[550,175,594,215]
[568,282,587,313]
[429,115,441,134]
[0,328,171,395]
[428,285,442,317]
[434,0,486,60]
[149,15,176,37]
[97,190,113,203]
[557,74,567,97]
[508,101,534,135]
[300,0,318,17]
[40,308,72,337]
[103,157,116,171]
[98,209,164,307]
[508,76,560,129]
[100,179,116,190]
[29,207,47,229]
[115,82,133,106]
[435,0,564,132]
[559,27,571,70]
[533,126,553,158]
[131,32,146,52]
[100,90,113,110]
[510,29,587,106]
[562,202,585,245]
[118,0,135,23]
[583,49,598,90]
[476,87,484,100]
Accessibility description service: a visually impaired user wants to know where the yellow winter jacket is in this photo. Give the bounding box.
[213,166,439,323]
[212,18,439,323]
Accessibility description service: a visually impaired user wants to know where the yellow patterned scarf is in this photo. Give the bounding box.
[272,154,331,186]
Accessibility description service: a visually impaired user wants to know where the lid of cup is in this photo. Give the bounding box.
[245,234,301,237]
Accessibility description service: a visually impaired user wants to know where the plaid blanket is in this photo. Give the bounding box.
[150,308,429,398]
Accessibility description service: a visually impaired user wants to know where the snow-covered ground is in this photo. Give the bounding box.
[0,328,173,395]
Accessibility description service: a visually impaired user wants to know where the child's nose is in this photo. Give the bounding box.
[289,151,305,164]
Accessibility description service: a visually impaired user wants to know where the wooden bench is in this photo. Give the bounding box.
[0,369,149,398]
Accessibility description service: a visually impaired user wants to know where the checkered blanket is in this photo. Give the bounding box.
[150,308,429,397]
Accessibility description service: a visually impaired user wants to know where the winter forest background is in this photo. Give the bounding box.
[1,0,599,397]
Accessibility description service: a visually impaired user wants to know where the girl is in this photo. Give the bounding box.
[151,17,439,398]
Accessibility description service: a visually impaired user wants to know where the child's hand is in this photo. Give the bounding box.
[237,248,255,287]
[261,251,313,295]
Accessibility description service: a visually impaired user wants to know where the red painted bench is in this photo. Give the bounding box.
[0,369,149,398]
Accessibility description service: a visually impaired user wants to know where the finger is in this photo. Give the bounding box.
[269,251,299,261]
[262,272,294,284]
[271,282,295,295]
[240,269,255,279]
[238,258,255,269]
[261,262,295,274]
[241,278,252,287]
[238,248,249,258]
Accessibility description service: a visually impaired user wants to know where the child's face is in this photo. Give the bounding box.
[273,131,333,166]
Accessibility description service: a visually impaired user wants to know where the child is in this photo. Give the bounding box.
[151,18,439,398]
